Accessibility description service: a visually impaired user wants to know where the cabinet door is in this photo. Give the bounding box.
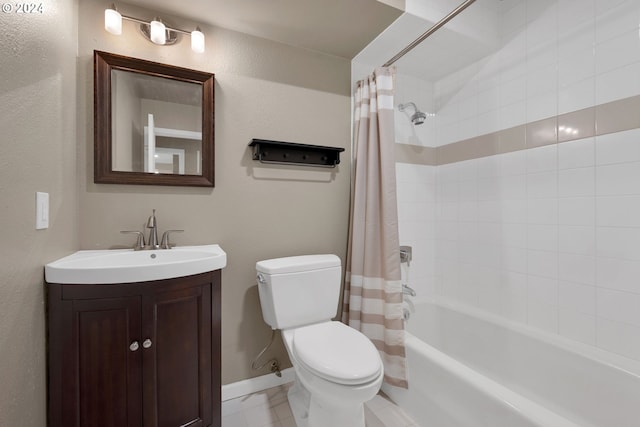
[142,282,212,427]
[72,296,143,427]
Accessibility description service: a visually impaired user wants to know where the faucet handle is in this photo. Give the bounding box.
[400,245,412,266]
[120,231,146,250]
[160,230,184,249]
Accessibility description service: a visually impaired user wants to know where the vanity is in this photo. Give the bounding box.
[45,245,226,427]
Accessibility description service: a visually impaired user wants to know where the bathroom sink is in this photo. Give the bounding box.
[45,244,226,284]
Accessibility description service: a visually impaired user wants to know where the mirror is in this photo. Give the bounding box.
[94,50,215,186]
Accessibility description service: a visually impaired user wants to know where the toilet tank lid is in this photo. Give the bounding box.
[256,254,341,274]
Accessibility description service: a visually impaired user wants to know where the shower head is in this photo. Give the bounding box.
[411,110,427,125]
[397,102,431,125]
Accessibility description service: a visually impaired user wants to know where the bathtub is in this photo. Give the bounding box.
[382,298,640,427]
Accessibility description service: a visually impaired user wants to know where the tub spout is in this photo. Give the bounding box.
[402,284,417,297]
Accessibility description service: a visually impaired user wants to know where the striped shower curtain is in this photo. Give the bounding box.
[342,67,407,388]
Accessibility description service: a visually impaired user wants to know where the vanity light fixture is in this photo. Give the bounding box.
[149,18,166,45]
[104,4,205,53]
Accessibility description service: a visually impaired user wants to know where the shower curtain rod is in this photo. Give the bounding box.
[382,0,478,67]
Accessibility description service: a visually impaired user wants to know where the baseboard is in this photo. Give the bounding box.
[221,367,295,401]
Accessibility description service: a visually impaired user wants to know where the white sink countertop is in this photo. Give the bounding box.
[45,244,226,284]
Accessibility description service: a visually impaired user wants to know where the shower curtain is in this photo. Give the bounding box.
[342,67,407,388]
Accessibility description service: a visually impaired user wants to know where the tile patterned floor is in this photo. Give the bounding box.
[222,382,418,427]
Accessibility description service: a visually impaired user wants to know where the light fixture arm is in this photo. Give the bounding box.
[120,14,191,36]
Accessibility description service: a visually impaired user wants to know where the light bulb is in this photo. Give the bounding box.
[191,28,205,53]
[150,19,166,45]
[104,8,122,35]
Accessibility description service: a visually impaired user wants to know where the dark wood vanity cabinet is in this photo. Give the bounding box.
[47,270,221,427]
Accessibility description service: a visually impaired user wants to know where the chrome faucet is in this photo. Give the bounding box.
[146,209,160,249]
[121,209,183,250]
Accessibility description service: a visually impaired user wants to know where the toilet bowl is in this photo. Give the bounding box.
[283,321,383,427]
[256,255,384,427]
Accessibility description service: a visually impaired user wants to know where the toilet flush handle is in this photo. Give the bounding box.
[257,273,266,285]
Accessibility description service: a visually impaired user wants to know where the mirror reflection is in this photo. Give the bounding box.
[111,70,203,175]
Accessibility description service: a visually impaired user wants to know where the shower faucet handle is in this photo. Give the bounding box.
[400,245,412,266]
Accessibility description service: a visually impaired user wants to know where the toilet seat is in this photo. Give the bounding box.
[291,321,382,386]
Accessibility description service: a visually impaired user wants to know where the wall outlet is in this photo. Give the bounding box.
[36,192,49,230]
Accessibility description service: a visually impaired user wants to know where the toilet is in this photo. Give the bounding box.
[256,254,384,427]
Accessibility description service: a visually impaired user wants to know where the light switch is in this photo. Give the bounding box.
[36,192,49,229]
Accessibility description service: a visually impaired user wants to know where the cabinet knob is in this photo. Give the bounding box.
[143,338,152,349]
[129,341,139,352]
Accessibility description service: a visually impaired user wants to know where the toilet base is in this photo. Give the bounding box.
[287,380,310,427]
[287,373,369,427]
[307,396,366,427]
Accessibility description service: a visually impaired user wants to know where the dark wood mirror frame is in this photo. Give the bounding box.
[94,50,215,187]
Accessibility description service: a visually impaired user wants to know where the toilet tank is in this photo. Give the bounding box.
[256,254,342,330]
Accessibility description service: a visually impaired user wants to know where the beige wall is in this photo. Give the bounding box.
[0,0,79,425]
[78,1,352,384]
[0,4,352,424]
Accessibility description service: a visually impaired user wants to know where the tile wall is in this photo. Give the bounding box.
[396,162,437,299]
[435,0,640,145]
[396,0,640,362]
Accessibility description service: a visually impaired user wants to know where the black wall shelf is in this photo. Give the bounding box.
[249,139,345,168]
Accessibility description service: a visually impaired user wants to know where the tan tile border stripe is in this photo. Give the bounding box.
[395,142,437,165]
[395,94,640,166]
